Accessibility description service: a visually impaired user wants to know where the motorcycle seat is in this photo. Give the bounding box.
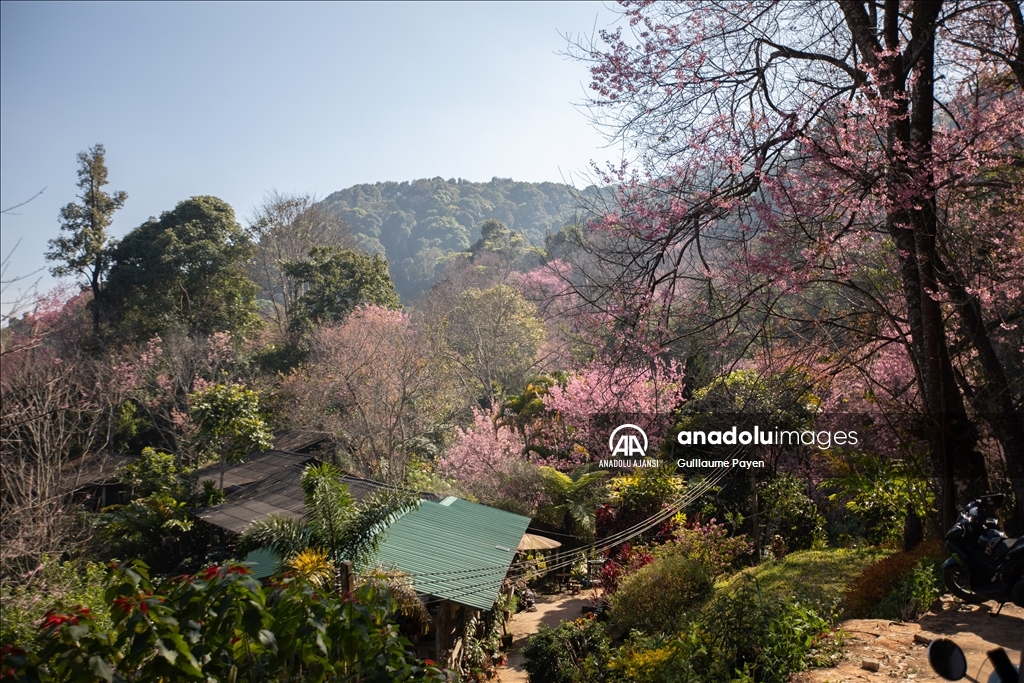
[989,537,1017,559]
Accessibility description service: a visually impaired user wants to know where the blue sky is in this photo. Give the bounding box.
[1,1,618,309]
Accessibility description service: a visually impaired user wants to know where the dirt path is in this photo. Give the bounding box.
[493,594,1021,683]
[792,598,1023,683]
[495,592,596,683]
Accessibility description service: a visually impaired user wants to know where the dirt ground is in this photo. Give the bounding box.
[495,594,1022,683]
[495,591,596,683]
[792,597,1023,683]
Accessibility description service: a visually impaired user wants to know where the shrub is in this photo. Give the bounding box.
[0,558,109,646]
[873,556,943,621]
[706,580,842,682]
[599,544,654,595]
[607,580,840,683]
[758,475,826,552]
[117,447,180,499]
[844,541,944,618]
[668,520,751,578]
[609,468,686,516]
[822,454,934,546]
[2,560,447,682]
[608,554,712,635]
[523,616,611,683]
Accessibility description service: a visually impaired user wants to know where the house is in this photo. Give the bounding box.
[69,453,137,511]
[372,496,530,664]
[193,453,531,667]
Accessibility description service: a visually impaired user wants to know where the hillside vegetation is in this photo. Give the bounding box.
[321,177,603,298]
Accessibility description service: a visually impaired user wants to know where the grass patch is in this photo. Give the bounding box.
[718,548,893,617]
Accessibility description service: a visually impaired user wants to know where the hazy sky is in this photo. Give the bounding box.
[1,1,619,309]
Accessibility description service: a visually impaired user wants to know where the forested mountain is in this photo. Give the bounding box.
[321,177,603,299]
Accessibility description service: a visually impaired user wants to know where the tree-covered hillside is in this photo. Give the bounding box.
[321,177,602,299]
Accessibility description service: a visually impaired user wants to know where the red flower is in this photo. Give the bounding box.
[202,566,221,581]
[112,597,132,615]
[41,613,70,630]
[423,659,436,666]
[138,601,149,615]
[227,564,251,575]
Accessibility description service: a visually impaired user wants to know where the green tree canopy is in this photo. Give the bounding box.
[536,465,608,541]
[106,196,260,338]
[439,284,546,406]
[189,383,273,488]
[45,144,127,337]
[283,246,401,333]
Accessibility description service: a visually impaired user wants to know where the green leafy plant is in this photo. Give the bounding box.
[117,447,180,499]
[238,463,416,570]
[606,579,840,683]
[758,475,827,552]
[608,553,712,635]
[523,616,611,683]
[535,465,608,540]
[705,580,841,681]
[607,467,686,517]
[822,454,933,546]
[844,541,945,619]
[873,556,943,621]
[0,559,110,647]
[189,383,273,489]
[2,560,447,682]
[667,520,752,578]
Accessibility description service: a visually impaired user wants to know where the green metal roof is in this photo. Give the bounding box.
[372,497,530,611]
[242,547,280,580]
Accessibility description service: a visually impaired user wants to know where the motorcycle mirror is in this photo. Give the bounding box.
[929,639,968,680]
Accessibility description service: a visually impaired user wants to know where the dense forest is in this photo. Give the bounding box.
[321,177,605,298]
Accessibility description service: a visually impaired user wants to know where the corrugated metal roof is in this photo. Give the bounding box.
[271,430,331,454]
[194,467,443,534]
[69,453,138,486]
[193,451,313,490]
[242,548,280,580]
[373,498,530,611]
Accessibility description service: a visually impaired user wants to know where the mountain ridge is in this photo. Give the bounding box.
[321,176,606,298]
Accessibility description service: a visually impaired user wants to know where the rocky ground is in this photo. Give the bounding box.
[792,598,1023,683]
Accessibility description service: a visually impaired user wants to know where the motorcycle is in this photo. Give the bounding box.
[942,493,1024,609]
[928,637,1020,683]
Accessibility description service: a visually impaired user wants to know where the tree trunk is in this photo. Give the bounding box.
[91,255,103,339]
[877,0,988,528]
[938,260,1024,532]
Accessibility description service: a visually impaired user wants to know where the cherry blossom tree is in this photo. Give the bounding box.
[278,305,454,484]
[570,0,1024,526]
[439,359,685,514]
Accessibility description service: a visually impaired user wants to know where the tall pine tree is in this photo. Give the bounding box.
[46,144,126,338]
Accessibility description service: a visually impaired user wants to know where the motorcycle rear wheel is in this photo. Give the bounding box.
[943,563,984,604]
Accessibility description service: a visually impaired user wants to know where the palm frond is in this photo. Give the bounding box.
[238,515,309,562]
[341,489,417,567]
[363,568,430,625]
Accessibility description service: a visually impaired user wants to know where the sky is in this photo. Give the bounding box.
[1,1,619,312]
